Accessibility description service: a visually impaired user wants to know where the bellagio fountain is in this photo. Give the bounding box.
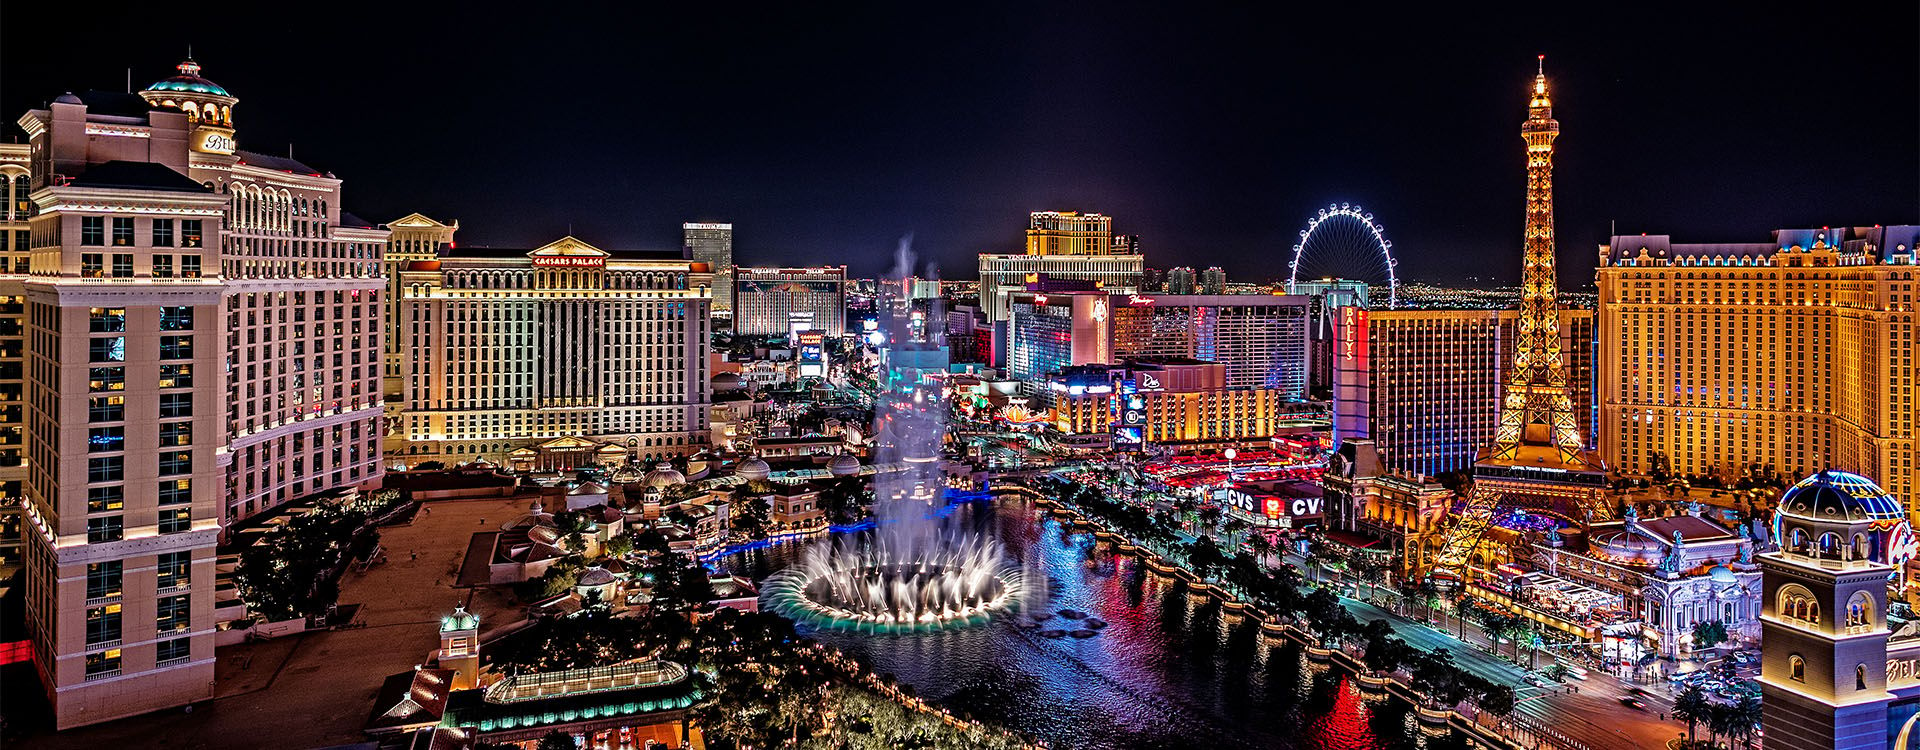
[761,244,1023,633]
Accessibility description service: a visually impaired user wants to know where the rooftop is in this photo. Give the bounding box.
[67,161,209,193]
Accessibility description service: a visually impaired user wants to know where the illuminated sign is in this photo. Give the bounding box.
[1091,299,1108,323]
[196,130,236,155]
[1891,658,1920,689]
[1127,295,1156,306]
[1032,295,1049,305]
[1137,373,1165,392]
[1264,498,1282,519]
[1339,307,1368,363]
[532,256,606,267]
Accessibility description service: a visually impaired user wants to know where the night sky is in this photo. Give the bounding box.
[3,3,1915,285]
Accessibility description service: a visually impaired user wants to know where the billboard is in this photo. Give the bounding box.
[1113,379,1146,452]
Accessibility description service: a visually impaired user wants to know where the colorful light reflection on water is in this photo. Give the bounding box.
[719,497,1466,750]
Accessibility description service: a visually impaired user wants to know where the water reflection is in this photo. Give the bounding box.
[719,497,1465,750]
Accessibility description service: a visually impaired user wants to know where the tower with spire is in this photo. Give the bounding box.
[1487,55,1584,464]
[1428,58,1608,585]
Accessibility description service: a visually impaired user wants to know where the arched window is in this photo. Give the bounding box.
[1853,533,1871,561]
[1858,663,1869,691]
[1779,584,1820,626]
[1790,655,1805,682]
[1820,532,1842,557]
[1846,591,1875,633]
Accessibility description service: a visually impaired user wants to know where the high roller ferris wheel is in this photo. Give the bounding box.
[1285,203,1399,309]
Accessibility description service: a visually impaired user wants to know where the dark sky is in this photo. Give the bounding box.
[4,3,1916,285]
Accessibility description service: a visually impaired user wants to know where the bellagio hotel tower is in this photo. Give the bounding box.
[12,61,386,728]
[1598,227,1917,519]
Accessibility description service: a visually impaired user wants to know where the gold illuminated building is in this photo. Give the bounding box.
[1598,227,1918,520]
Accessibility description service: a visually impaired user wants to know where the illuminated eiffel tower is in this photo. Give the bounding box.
[1429,57,1608,586]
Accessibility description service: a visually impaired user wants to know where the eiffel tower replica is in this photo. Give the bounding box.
[1429,57,1608,587]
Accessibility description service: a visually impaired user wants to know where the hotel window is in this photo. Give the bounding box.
[86,561,122,600]
[159,335,193,360]
[82,253,105,277]
[181,220,203,248]
[90,336,125,362]
[88,456,123,482]
[89,307,126,332]
[153,254,174,277]
[159,479,192,506]
[81,216,105,246]
[159,450,191,476]
[111,217,134,246]
[152,218,175,247]
[157,551,190,589]
[85,604,121,646]
[182,254,202,278]
[90,366,125,392]
[159,393,193,419]
[160,306,194,331]
[159,363,193,388]
[157,637,191,666]
[84,649,121,679]
[159,507,190,534]
[89,395,125,423]
[111,253,133,277]
[88,426,124,453]
[87,486,124,512]
[160,422,191,447]
[156,594,190,634]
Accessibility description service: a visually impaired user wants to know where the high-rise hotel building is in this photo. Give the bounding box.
[1,144,32,575]
[1598,227,1917,515]
[1006,291,1313,400]
[978,211,1143,322]
[393,236,712,467]
[16,61,387,728]
[1333,308,1595,479]
[684,222,733,317]
[381,213,457,416]
[732,266,846,337]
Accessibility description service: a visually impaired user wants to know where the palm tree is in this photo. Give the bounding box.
[1672,684,1710,742]
[1221,521,1251,548]
[1247,533,1275,569]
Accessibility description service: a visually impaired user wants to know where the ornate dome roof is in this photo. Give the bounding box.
[1776,470,1902,525]
[737,457,770,482]
[1708,564,1738,584]
[643,464,686,488]
[145,60,231,98]
[577,566,617,587]
[827,453,862,477]
[711,372,745,391]
[569,481,609,496]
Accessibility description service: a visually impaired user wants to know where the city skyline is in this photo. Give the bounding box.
[3,4,1913,282]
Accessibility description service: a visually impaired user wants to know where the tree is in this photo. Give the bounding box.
[1477,684,1516,718]
[729,487,773,540]
[1222,517,1250,549]
[1247,533,1275,568]
[1691,619,1729,651]
[1672,684,1710,742]
[535,730,576,750]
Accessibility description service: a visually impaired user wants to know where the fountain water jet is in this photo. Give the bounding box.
[759,238,1022,632]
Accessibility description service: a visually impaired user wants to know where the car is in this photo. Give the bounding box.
[1619,697,1648,710]
[1629,687,1654,698]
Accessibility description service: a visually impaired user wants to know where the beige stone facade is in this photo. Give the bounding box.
[391,236,712,468]
[1597,228,1918,520]
[15,61,386,729]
